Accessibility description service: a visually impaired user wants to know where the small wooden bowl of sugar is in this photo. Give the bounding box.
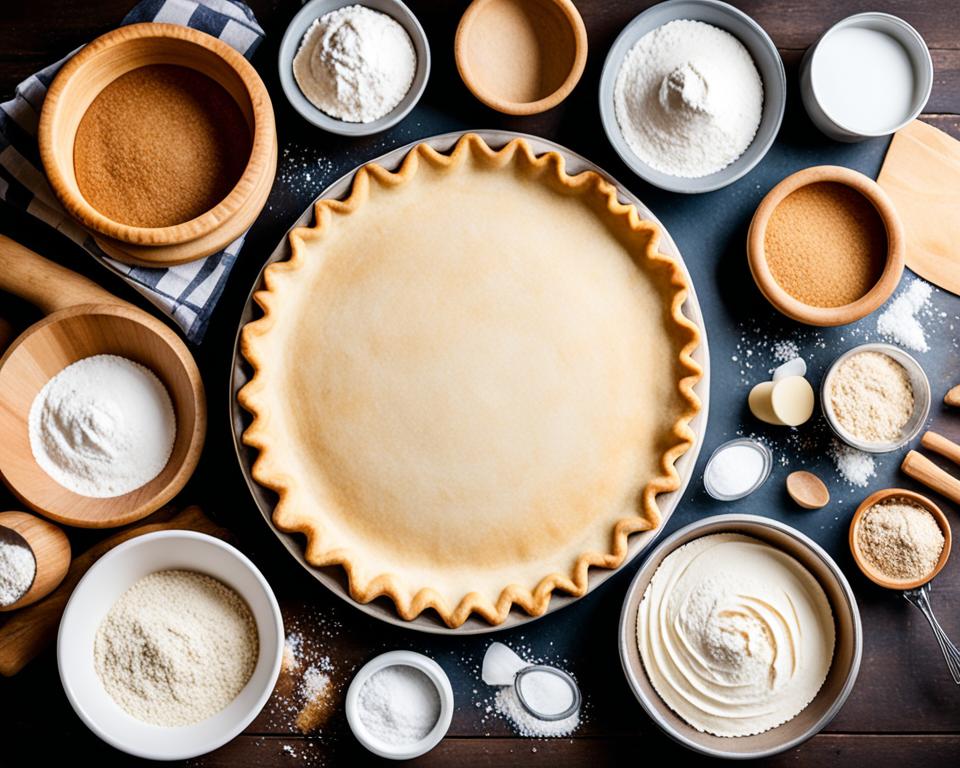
[850,489,951,590]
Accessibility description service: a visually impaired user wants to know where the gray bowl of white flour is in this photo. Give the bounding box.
[599,0,785,193]
[278,0,430,136]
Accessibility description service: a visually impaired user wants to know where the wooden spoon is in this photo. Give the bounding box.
[0,511,70,611]
[786,471,830,509]
[0,235,206,528]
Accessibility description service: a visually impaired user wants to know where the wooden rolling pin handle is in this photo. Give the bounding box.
[0,233,121,315]
[921,431,960,468]
[901,450,960,506]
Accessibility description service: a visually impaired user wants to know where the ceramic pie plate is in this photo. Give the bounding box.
[230,130,711,634]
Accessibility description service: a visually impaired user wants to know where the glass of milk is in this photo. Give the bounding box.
[799,12,933,141]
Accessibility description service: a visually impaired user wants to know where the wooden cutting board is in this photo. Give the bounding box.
[0,505,230,676]
[877,119,960,296]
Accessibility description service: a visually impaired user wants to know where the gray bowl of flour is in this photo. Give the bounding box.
[599,0,785,194]
[278,0,430,136]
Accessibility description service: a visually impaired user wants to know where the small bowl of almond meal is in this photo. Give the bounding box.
[850,489,950,590]
[821,342,931,453]
[57,531,283,760]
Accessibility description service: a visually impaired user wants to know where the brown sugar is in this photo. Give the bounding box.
[74,64,251,228]
[764,181,887,308]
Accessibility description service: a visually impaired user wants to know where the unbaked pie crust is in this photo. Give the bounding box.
[239,134,701,627]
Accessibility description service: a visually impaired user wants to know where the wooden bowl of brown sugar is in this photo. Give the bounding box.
[39,23,277,266]
[748,166,904,326]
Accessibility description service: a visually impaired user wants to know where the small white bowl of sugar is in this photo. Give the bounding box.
[346,650,454,759]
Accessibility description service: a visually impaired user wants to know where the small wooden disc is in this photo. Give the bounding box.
[786,471,830,510]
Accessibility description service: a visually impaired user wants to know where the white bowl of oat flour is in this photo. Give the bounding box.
[599,0,785,193]
[57,531,283,760]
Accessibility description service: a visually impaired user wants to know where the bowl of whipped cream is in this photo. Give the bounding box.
[599,0,786,193]
[619,514,862,758]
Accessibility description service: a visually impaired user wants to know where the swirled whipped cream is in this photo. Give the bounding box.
[637,533,834,737]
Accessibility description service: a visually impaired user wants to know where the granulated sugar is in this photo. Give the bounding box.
[828,441,876,487]
[471,640,585,739]
[494,684,580,737]
[0,536,35,606]
[877,279,933,352]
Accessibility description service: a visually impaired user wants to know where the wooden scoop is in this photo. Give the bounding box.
[0,235,206,527]
[0,511,70,611]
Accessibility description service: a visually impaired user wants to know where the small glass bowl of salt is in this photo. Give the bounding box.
[703,438,773,501]
[345,650,454,760]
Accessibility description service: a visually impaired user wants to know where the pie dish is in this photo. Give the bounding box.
[239,133,701,627]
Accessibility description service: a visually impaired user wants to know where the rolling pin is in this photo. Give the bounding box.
[901,450,960,506]
[946,385,960,408]
[0,506,229,676]
[921,431,960,468]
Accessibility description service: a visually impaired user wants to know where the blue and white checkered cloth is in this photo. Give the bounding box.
[0,0,265,342]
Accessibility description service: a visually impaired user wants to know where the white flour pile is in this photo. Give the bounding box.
[0,536,35,606]
[28,354,176,498]
[877,278,933,351]
[293,4,416,123]
[613,19,763,177]
[95,569,258,726]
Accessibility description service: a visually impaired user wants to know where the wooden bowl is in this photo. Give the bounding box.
[849,488,951,590]
[747,166,904,325]
[0,511,70,612]
[38,23,276,265]
[0,236,206,528]
[455,0,587,115]
[619,514,861,759]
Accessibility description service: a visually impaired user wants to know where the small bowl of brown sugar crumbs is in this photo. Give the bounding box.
[822,342,930,453]
[850,489,950,590]
[747,165,904,326]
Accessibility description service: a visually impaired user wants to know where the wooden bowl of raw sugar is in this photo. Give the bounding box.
[748,166,904,326]
[455,0,587,115]
[38,23,276,266]
[849,489,951,590]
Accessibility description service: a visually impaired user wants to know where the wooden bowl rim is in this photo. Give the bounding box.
[0,303,207,528]
[454,0,588,116]
[38,22,275,248]
[747,165,905,326]
[848,487,952,590]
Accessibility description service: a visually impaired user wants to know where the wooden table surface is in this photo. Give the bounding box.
[1,2,959,766]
